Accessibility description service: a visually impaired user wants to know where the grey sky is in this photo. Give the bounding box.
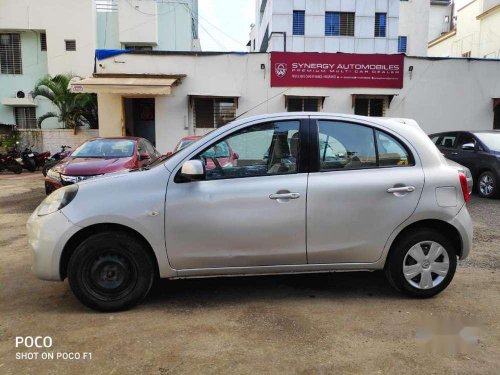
[198,0,475,52]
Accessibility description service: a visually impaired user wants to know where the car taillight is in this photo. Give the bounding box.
[458,171,470,203]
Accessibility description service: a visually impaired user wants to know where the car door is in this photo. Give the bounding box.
[453,132,483,176]
[307,119,425,264]
[164,119,308,270]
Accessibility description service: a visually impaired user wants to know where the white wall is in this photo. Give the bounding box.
[94,53,500,153]
[428,3,453,42]
[0,0,97,76]
[18,129,99,154]
[399,0,430,56]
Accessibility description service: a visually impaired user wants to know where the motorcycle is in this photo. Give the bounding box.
[0,152,23,174]
[26,145,51,170]
[42,145,72,176]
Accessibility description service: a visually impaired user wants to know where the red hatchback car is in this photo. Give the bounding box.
[45,137,161,194]
[167,135,239,170]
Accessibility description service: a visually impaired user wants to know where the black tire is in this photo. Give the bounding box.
[43,161,57,177]
[68,231,155,312]
[385,228,457,298]
[6,161,22,174]
[477,171,497,199]
[24,158,36,172]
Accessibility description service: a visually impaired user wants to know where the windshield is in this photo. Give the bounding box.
[72,139,135,158]
[475,133,500,151]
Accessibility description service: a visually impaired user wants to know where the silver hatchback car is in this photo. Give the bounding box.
[27,113,473,311]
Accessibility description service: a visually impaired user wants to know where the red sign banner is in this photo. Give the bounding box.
[271,52,404,89]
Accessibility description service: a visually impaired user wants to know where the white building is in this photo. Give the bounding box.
[0,0,199,130]
[70,51,500,153]
[428,0,500,58]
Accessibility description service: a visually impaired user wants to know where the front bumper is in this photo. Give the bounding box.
[450,204,473,259]
[27,209,81,281]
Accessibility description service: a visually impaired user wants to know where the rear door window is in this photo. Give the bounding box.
[436,133,458,149]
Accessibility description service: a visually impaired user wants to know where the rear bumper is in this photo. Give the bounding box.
[450,205,473,259]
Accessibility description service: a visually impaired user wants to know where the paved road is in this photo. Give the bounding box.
[0,172,498,374]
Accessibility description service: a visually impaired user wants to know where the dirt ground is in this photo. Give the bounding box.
[0,172,499,375]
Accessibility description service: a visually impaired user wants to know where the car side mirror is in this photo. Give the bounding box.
[165,151,172,157]
[461,143,475,151]
[139,153,150,160]
[180,159,205,180]
[233,152,239,160]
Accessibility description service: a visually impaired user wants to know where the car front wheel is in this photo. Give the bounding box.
[477,171,497,198]
[385,229,457,298]
[68,231,155,312]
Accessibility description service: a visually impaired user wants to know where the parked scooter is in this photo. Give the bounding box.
[10,142,36,172]
[0,152,23,174]
[42,145,72,176]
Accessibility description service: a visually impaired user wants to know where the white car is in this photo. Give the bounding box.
[27,113,473,311]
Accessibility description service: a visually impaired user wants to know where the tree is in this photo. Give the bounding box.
[33,74,98,130]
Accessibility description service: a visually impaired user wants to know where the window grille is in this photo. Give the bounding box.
[325,12,355,36]
[65,40,76,51]
[95,0,118,12]
[40,33,47,51]
[293,11,305,35]
[0,33,22,74]
[287,97,322,112]
[398,36,407,53]
[354,97,387,117]
[193,97,237,129]
[14,107,37,129]
[375,13,387,37]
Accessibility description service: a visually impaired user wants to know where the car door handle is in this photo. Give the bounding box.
[451,152,458,155]
[269,192,301,200]
[387,186,415,193]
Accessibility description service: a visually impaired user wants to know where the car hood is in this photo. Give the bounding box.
[54,157,135,175]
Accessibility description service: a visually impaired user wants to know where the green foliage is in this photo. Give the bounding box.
[0,129,21,149]
[33,74,98,129]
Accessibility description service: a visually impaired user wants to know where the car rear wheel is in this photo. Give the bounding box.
[68,231,155,312]
[385,228,457,298]
[477,171,497,198]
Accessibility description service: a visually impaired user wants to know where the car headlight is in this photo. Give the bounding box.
[37,184,79,216]
[47,168,61,180]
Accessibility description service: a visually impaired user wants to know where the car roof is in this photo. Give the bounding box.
[85,137,141,142]
[429,130,500,136]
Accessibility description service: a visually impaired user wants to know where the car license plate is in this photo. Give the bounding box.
[28,153,34,157]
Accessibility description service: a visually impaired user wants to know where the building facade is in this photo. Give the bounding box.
[70,51,500,153]
[428,0,500,58]
[0,0,199,130]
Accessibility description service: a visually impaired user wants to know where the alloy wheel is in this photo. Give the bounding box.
[403,241,450,290]
[479,174,494,196]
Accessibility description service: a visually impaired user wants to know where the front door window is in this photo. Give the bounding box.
[192,121,301,180]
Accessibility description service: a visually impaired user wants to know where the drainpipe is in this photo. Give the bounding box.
[270,32,287,52]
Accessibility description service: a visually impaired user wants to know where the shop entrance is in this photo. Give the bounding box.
[124,98,156,145]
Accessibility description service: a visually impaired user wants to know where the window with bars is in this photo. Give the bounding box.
[325,12,355,36]
[293,10,305,35]
[354,97,387,117]
[0,33,22,74]
[40,33,47,51]
[14,107,37,129]
[193,97,237,129]
[398,36,407,53]
[287,97,322,112]
[65,40,76,51]
[375,13,387,37]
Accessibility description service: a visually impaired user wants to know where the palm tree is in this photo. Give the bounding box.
[33,74,98,130]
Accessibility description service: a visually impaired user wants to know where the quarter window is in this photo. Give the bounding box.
[375,130,412,167]
[192,121,301,180]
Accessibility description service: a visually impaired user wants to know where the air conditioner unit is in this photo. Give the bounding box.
[16,90,25,99]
